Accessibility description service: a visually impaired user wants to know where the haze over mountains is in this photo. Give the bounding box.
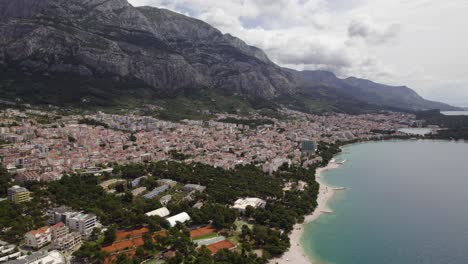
[0,0,457,112]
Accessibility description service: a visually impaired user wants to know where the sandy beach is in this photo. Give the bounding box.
[269,162,341,264]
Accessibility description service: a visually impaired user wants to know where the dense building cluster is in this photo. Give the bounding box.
[0,109,415,181]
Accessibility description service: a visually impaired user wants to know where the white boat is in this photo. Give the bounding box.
[336,159,347,164]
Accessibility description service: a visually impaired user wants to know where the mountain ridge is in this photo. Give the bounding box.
[0,0,458,112]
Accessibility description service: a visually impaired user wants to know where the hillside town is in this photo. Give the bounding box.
[0,107,418,263]
[0,108,415,180]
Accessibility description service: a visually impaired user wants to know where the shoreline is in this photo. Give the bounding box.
[269,161,342,264]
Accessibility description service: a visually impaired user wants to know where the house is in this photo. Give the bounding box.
[131,187,147,196]
[159,195,172,206]
[7,250,65,264]
[24,226,52,249]
[47,206,73,225]
[66,212,97,237]
[183,184,206,193]
[99,179,126,191]
[166,212,191,227]
[53,232,81,251]
[142,185,169,199]
[130,176,147,188]
[156,179,177,187]
[0,241,21,262]
[301,140,317,156]
[50,222,82,251]
[145,207,170,218]
[232,198,266,213]
[50,222,68,240]
[7,186,31,203]
[15,171,40,182]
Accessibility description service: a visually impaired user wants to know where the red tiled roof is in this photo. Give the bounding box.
[29,226,50,236]
[51,222,65,229]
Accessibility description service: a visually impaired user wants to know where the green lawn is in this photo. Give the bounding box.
[192,233,219,241]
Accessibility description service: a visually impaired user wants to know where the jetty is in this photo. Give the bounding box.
[333,187,347,191]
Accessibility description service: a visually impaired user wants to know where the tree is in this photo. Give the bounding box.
[0,165,12,197]
[103,224,117,245]
[90,227,101,241]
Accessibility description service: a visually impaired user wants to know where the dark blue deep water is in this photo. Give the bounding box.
[302,140,468,264]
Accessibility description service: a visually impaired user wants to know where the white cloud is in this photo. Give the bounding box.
[128,0,468,106]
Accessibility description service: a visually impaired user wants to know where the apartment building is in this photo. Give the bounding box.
[24,226,51,249]
[7,186,31,203]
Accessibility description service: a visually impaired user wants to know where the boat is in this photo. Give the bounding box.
[336,159,347,164]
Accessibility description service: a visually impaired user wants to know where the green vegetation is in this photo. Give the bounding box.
[0,200,47,243]
[416,110,468,140]
[0,141,343,262]
[79,118,109,128]
[430,128,468,140]
[416,110,468,129]
[0,165,12,197]
[217,118,274,128]
[192,233,219,241]
[168,150,191,161]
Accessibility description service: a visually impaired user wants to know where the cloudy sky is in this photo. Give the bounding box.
[128,0,468,107]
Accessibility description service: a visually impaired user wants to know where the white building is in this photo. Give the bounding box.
[232,198,267,213]
[145,207,170,218]
[0,241,20,262]
[66,213,97,237]
[183,184,206,192]
[24,226,51,249]
[50,222,82,251]
[8,250,65,264]
[53,232,82,251]
[166,212,191,227]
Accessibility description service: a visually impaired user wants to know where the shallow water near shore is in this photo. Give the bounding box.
[302,140,468,264]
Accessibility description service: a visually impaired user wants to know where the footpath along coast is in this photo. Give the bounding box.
[270,161,343,264]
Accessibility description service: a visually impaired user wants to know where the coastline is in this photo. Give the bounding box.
[269,161,342,264]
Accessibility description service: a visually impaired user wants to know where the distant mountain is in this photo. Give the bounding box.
[289,70,458,111]
[0,0,457,113]
[0,0,295,101]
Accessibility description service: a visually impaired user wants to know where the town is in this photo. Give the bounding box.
[0,107,417,263]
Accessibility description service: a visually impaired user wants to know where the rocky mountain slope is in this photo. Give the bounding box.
[290,70,457,111]
[0,0,457,111]
[0,0,296,99]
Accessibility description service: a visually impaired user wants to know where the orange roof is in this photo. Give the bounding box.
[190,226,217,239]
[51,222,65,229]
[29,226,50,236]
[206,240,236,254]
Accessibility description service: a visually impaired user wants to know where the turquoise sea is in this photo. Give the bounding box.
[302,140,468,264]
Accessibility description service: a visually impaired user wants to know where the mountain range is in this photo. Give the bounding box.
[0,0,458,114]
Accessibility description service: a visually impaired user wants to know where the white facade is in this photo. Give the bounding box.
[232,198,267,212]
[145,207,170,218]
[66,213,97,237]
[8,250,65,264]
[24,227,52,249]
[53,232,82,251]
[166,212,191,227]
